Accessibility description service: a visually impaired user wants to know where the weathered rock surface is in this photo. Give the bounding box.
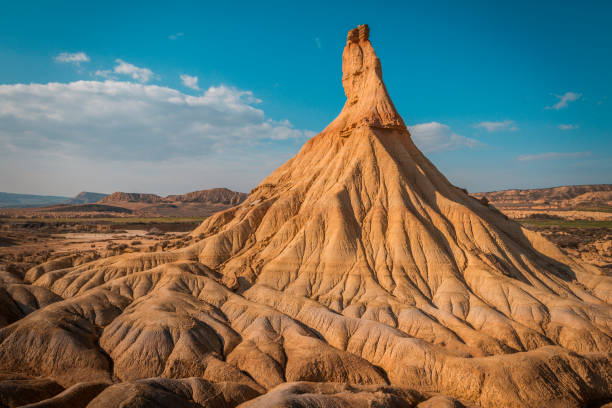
[19,381,109,408]
[237,382,423,408]
[0,24,610,408]
[86,378,260,408]
[0,375,63,408]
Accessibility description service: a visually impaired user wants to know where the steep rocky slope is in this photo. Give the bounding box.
[0,25,610,408]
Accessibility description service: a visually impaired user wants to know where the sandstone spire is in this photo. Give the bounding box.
[331,24,406,135]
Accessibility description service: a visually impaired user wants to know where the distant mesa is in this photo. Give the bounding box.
[98,192,165,204]
[98,188,247,206]
[473,184,612,209]
[166,188,247,205]
[93,188,248,217]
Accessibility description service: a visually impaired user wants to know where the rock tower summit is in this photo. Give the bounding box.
[347,24,370,42]
[334,24,406,136]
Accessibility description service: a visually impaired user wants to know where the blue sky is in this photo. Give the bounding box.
[0,0,610,196]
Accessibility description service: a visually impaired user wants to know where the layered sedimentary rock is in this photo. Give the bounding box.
[0,24,610,408]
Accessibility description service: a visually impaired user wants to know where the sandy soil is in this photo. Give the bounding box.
[0,222,191,278]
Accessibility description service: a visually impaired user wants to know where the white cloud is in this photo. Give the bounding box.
[95,60,155,83]
[474,120,517,132]
[111,59,155,83]
[546,92,581,110]
[0,81,313,165]
[409,122,481,152]
[0,80,315,194]
[180,74,199,90]
[94,69,116,80]
[169,32,184,40]
[54,52,90,65]
[558,124,578,130]
[517,151,591,161]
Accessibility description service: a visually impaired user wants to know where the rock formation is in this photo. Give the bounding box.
[168,188,247,205]
[472,184,612,209]
[68,192,109,205]
[0,24,610,408]
[98,192,166,204]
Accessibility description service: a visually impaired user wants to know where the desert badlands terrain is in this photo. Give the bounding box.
[0,25,610,408]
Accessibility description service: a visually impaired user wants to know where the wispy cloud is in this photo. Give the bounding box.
[180,74,199,90]
[474,120,517,132]
[558,124,578,130]
[409,122,482,153]
[169,32,184,40]
[546,92,581,110]
[54,52,90,65]
[315,37,321,49]
[113,60,155,83]
[94,69,115,80]
[96,60,156,83]
[517,151,591,161]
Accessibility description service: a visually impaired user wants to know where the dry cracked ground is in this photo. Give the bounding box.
[0,25,610,408]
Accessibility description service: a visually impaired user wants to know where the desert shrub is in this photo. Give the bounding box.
[5,263,21,274]
[554,236,581,249]
[147,227,162,235]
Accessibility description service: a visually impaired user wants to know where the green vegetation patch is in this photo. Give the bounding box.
[517,219,612,229]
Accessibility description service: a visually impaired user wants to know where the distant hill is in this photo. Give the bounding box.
[68,192,109,204]
[99,192,164,204]
[472,184,612,209]
[167,188,247,205]
[0,192,71,208]
[96,188,248,217]
[0,188,247,217]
